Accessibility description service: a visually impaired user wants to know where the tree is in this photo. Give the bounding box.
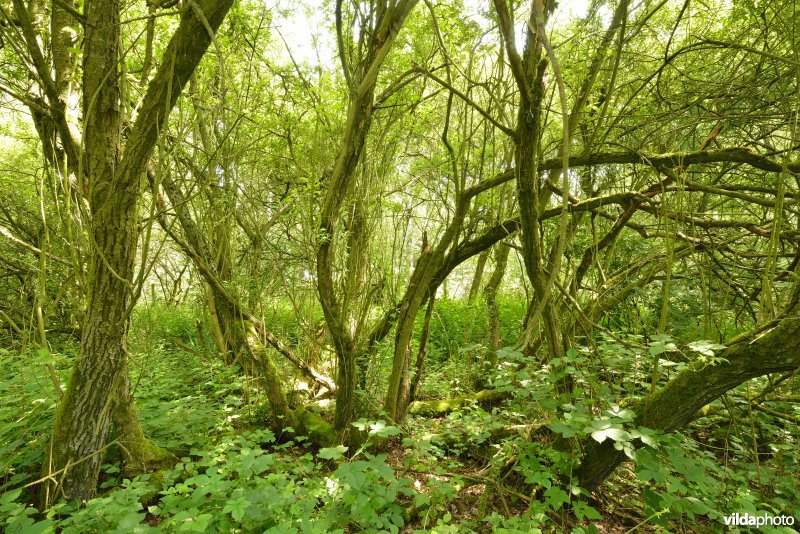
[10,0,237,504]
[1,0,798,524]
[315,0,419,440]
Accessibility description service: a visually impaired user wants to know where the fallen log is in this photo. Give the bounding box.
[409,389,512,416]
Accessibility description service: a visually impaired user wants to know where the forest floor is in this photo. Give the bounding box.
[1,321,792,532]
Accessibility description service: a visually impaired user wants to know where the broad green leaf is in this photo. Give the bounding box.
[318,446,348,460]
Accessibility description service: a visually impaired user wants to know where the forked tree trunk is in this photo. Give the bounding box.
[316,1,419,442]
[156,171,335,426]
[494,0,566,366]
[43,0,234,504]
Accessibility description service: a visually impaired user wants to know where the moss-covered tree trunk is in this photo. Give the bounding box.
[239,321,297,431]
[45,136,152,501]
[43,0,234,505]
[408,295,436,403]
[316,1,419,443]
[493,0,565,367]
[384,200,469,424]
[315,86,369,439]
[44,0,131,504]
[577,316,800,491]
[157,171,319,428]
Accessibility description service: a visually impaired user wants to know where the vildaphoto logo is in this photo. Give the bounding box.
[722,512,795,528]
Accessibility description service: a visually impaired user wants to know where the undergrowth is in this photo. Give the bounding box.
[1,304,799,532]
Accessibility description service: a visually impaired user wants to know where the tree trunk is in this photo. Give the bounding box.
[43,0,129,504]
[43,0,234,504]
[316,1,419,442]
[240,321,297,431]
[577,316,800,491]
[484,243,510,367]
[409,294,436,403]
[494,1,563,364]
[467,250,489,304]
[316,89,375,440]
[384,214,468,424]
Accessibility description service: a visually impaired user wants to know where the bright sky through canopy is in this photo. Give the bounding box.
[268,0,591,66]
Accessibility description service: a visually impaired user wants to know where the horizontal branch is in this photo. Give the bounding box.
[549,147,799,174]
[464,148,798,202]
[363,149,796,358]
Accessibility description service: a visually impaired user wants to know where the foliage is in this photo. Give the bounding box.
[2,0,800,530]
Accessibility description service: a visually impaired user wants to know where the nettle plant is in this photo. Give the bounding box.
[3,423,417,533]
[476,347,607,530]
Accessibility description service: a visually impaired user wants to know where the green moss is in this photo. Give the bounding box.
[296,408,336,447]
[408,389,510,416]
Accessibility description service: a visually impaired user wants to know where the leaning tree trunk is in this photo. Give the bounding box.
[156,172,312,430]
[385,196,471,424]
[239,321,297,431]
[43,0,234,505]
[577,315,800,491]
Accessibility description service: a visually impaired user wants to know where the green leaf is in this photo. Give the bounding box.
[318,446,348,460]
[222,497,250,523]
[14,519,54,534]
[544,486,569,510]
[523,470,552,489]
[548,421,578,438]
[177,513,212,532]
[631,430,657,448]
[114,512,146,531]
[366,420,401,437]
[591,427,631,444]
[252,454,274,474]
[573,500,602,520]
[687,340,726,357]
[1,488,22,504]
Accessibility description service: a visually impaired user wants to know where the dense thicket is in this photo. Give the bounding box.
[0,0,798,531]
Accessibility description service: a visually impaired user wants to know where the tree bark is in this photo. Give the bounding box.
[484,243,510,366]
[156,169,335,388]
[316,0,419,443]
[384,193,471,423]
[577,315,800,491]
[44,0,128,504]
[467,250,490,304]
[43,0,234,505]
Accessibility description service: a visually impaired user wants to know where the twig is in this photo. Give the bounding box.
[26,439,121,489]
